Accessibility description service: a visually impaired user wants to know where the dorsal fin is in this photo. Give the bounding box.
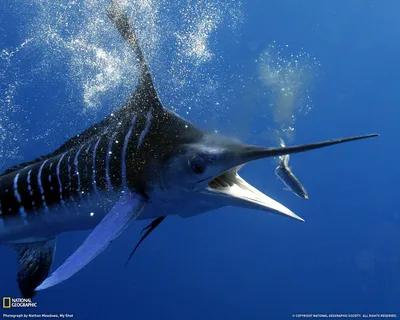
[106,0,159,105]
[1,156,52,177]
[1,2,163,178]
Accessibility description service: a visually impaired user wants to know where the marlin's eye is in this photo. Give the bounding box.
[189,155,205,174]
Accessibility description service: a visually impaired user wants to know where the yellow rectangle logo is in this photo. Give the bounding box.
[3,297,11,308]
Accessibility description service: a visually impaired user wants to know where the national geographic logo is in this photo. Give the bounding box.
[2,297,37,308]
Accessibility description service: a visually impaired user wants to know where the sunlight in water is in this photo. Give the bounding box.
[258,41,320,142]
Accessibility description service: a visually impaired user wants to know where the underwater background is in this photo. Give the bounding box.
[0,0,399,319]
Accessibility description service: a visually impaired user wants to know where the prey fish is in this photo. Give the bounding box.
[275,138,309,200]
[0,0,379,298]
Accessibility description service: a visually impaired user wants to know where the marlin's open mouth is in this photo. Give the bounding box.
[204,133,380,222]
[206,165,304,222]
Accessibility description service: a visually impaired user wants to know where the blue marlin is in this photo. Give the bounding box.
[0,3,379,298]
[275,138,309,200]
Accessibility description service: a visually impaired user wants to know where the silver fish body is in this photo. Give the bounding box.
[275,139,309,200]
[275,160,309,200]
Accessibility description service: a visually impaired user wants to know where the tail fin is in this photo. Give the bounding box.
[9,239,56,298]
[278,138,289,166]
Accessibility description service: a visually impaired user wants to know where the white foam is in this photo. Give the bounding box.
[0,0,243,159]
[168,1,243,117]
[0,44,27,169]
[258,41,321,141]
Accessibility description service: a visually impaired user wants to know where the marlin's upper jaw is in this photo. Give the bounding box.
[203,164,304,222]
[198,133,379,222]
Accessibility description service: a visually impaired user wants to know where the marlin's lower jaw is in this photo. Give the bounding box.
[202,133,381,222]
[205,165,304,222]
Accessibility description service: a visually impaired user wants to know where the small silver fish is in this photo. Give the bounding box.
[275,138,309,200]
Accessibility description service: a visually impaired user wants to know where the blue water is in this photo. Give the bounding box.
[0,1,399,319]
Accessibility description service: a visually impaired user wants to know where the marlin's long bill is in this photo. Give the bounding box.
[0,1,380,298]
[237,134,379,162]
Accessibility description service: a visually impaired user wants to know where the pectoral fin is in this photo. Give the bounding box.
[35,193,147,292]
[125,216,165,265]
